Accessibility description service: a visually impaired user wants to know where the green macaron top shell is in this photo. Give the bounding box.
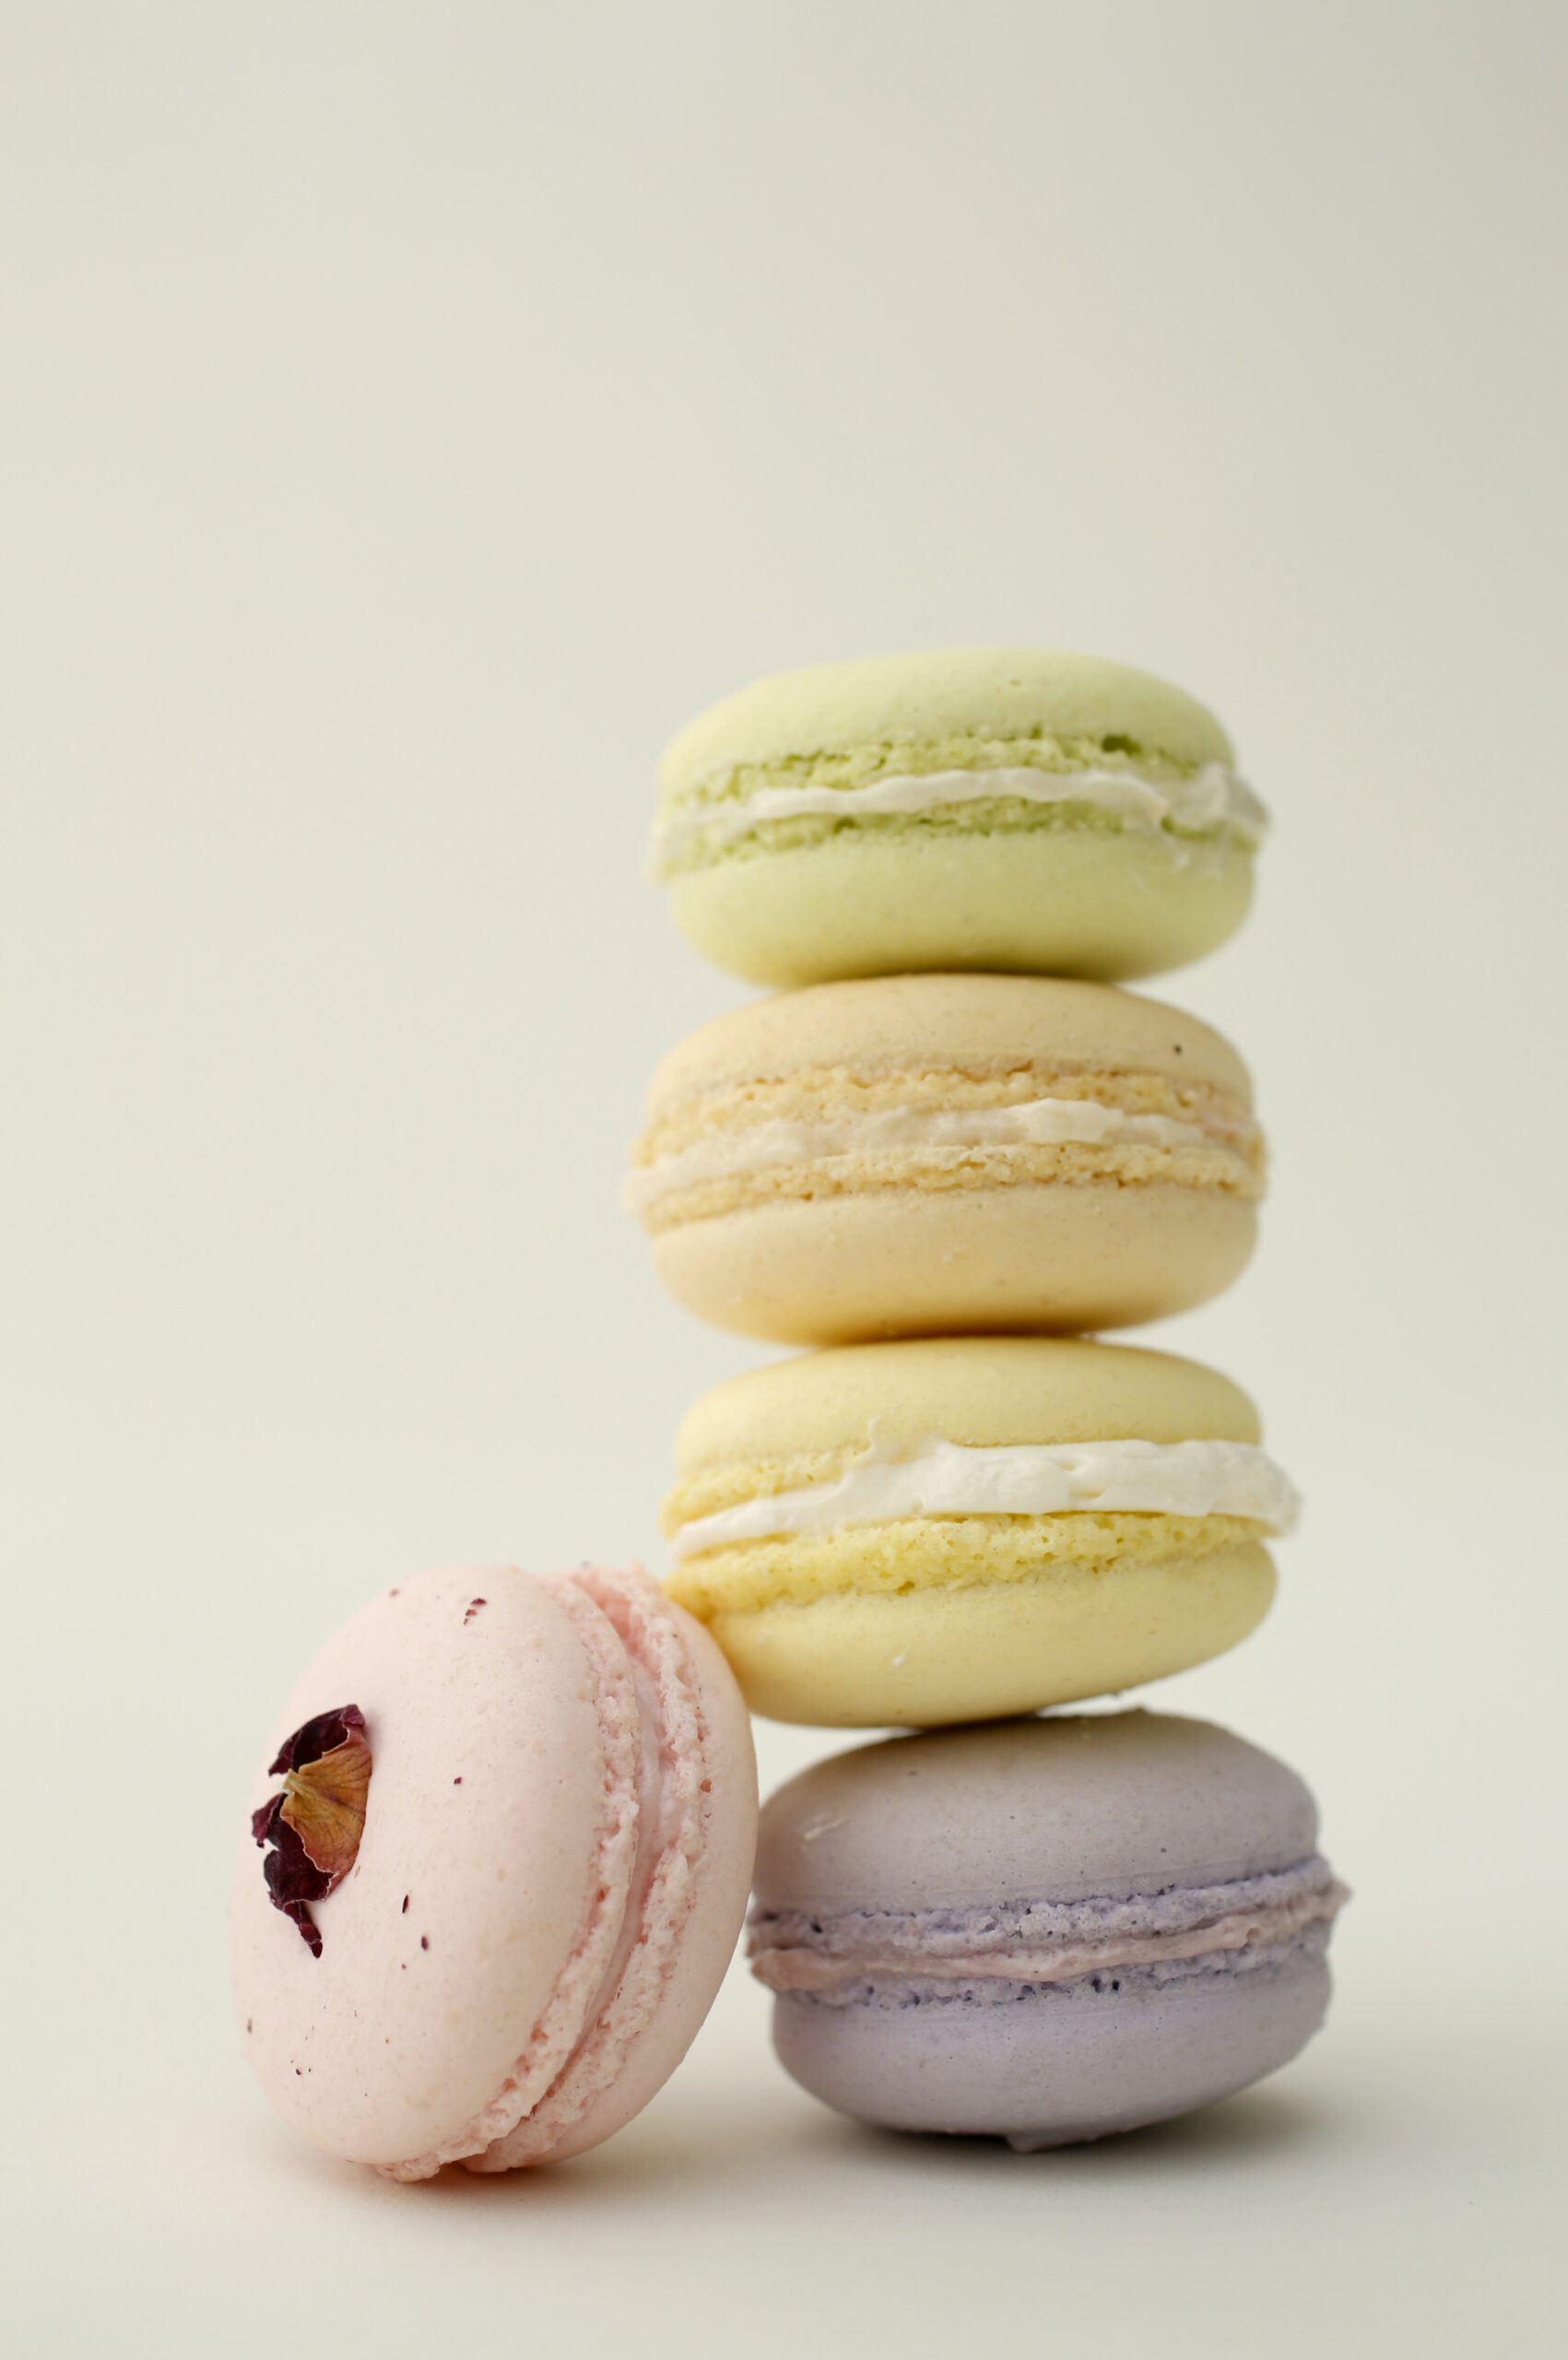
[659,648,1234,801]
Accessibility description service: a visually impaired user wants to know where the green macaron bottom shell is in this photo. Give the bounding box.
[667,822,1254,987]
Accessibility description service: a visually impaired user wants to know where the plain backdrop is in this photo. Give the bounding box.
[4,5,1564,2354]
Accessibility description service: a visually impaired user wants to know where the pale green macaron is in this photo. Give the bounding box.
[652,649,1267,987]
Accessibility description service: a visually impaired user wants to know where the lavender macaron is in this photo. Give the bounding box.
[749,1710,1347,2149]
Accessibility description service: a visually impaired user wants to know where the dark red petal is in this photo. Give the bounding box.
[263,1816,335,1910]
[267,1703,367,1776]
[280,1897,324,1957]
[253,1705,370,1957]
[251,1795,283,1847]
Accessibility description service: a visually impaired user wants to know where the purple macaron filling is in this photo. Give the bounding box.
[771,1925,1337,2012]
[749,1857,1347,2008]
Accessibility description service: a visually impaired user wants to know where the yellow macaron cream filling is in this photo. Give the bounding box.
[669,1434,1297,1557]
[663,1433,1295,1621]
[662,1339,1292,1627]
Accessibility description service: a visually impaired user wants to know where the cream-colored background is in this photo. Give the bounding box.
[5,5,1563,2353]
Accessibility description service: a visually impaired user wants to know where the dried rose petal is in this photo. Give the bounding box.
[266,1704,367,1780]
[253,1705,371,1954]
[279,1730,371,1878]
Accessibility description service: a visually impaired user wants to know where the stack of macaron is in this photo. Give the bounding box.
[631,646,1346,2146]
[230,646,1346,2182]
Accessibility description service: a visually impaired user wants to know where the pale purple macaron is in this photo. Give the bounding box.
[749,1710,1347,2149]
[232,1564,757,2177]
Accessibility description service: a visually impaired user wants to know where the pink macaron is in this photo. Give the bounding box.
[231,1563,758,2178]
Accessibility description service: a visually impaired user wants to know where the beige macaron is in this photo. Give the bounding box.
[627,974,1264,1344]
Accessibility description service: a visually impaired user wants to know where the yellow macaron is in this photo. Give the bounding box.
[628,974,1264,1343]
[662,1338,1296,1728]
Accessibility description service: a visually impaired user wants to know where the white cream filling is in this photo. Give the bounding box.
[651,761,1267,876]
[669,1434,1300,1559]
[627,1097,1252,1217]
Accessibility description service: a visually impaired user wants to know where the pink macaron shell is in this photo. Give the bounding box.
[377,1568,653,2178]
[231,1563,757,2177]
[474,1574,758,2168]
[233,1567,629,2168]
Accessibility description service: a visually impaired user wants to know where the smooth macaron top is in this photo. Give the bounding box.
[659,648,1234,799]
[233,1567,609,2164]
[753,1711,1319,1916]
[641,974,1254,1120]
[673,1339,1263,1482]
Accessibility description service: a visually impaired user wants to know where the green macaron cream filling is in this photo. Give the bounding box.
[653,654,1267,995]
[652,733,1264,880]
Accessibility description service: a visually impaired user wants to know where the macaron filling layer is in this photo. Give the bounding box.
[628,1094,1261,1223]
[652,746,1267,879]
[749,1857,1347,2000]
[667,1435,1299,1562]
